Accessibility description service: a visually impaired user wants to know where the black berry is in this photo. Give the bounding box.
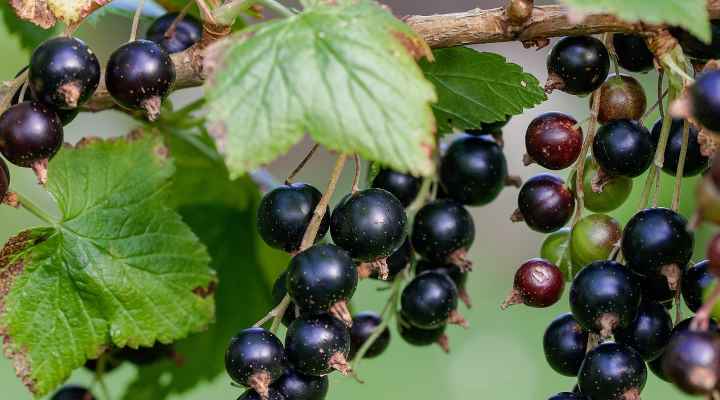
[105,40,176,120]
[650,118,709,177]
[577,342,647,400]
[662,330,720,395]
[682,260,715,312]
[411,199,475,269]
[595,74,647,124]
[515,174,575,233]
[546,36,610,95]
[13,67,78,126]
[371,168,422,207]
[525,112,583,170]
[543,313,588,377]
[612,33,654,73]
[146,12,203,54]
[349,311,390,359]
[51,385,96,400]
[225,328,286,397]
[397,315,449,352]
[502,258,564,309]
[257,183,329,252]
[648,355,669,382]
[639,273,675,309]
[614,301,673,361]
[400,271,465,329]
[592,120,654,178]
[691,70,720,132]
[272,369,328,400]
[415,260,470,308]
[285,314,351,376]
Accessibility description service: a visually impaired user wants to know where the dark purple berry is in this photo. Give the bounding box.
[415,260,470,307]
[225,328,286,396]
[682,260,715,312]
[272,369,328,400]
[595,74,647,124]
[614,301,673,361]
[411,199,475,269]
[515,174,575,233]
[29,37,100,109]
[577,342,647,400]
[257,183,329,252]
[503,258,564,309]
[612,33,654,73]
[525,112,583,170]
[285,314,351,376]
[691,70,720,132]
[349,311,390,359]
[371,168,422,207]
[105,40,175,120]
[662,330,720,395]
[546,36,610,95]
[51,385,96,400]
[146,12,202,54]
[639,272,675,308]
[400,271,464,329]
[543,313,588,377]
[593,120,654,178]
[13,67,78,126]
[650,118,708,176]
[669,20,720,61]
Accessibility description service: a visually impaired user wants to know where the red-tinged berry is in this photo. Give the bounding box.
[401,271,465,329]
[662,330,720,395]
[546,36,610,95]
[569,213,621,269]
[612,33,654,73]
[525,112,583,170]
[514,174,575,233]
[272,369,328,400]
[225,328,286,398]
[615,301,673,361]
[650,118,709,177]
[371,168,422,207]
[577,342,647,400]
[593,120,654,178]
[594,74,647,124]
[502,258,564,309]
[543,313,588,377]
[411,199,475,270]
[349,311,390,359]
[146,12,202,54]
[285,314,351,376]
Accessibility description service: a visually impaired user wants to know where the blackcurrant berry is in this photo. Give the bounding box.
[0,101,63,181]
[238,389,286,400]
[577,342,646,400]
[502,258,564,309]
[105,40,176,120]
[569,260,641,337]
[639,273,675,309]
[542,313,588,377]
[592,120,654,178]
[662,330,720,395]
[415,260,471,308]
[225,328,286,396]
[257,183,329,252]
[546,36,610,95]
[330,188,407,278]
[13,67,78,126]
[51,385,96,400]
[569,213,621,269]
[439,135,508,205]
[540,227,574,280]
[682,260,714,312]
[367,238,412,281]
[286,244,357,325]
[117,343,174,365]
[548,393,587,400]
[400,271,465,329]
[411,199,475,269]
[272,271,301,327]
[525,112,583,170]
[285,314,351,376]
[29,37,100,109]
[669,20,720,61]
[397,314,449,353]
[647,355,669,382]
[570,157,632,213]
[650,118,709,177]
[371,168,422,207]
[272,369,328,400]
[614,301,673,361]
[146,12,203,54]
[622,208,693,291]
[691,70,720,132]
[349,311,390,359]
[612,33,654,73]
[0,157,9,201]
[594,74,647,124]
[514,174,575,233]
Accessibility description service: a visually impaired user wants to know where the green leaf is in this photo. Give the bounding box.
[0,134,215,397]
[420,47,545,134]
[559,0,710,42]
[1,1,58,51]
[205,0,437,178]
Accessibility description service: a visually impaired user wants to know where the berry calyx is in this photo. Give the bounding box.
[225,327,286,398]
[146,12,203,54]
[614,301,673,361]
[272,369,328,400]
[662,330,720,395]
[105,40,176,120]
[365,238,412,281]
[594,74,647,124]
[524,112,583,170]
[371,168,422,207]
[257,183,329,253]
[411,199,475,270]
[0,101,63,184]
[569,157,632,213]
[592,120,654,178]
[349,311,391,359]
[569,261,641,338]
[543,313,588,377]
[650,118,709,177]
[577,342,647,400]
[285,314,351,376]
[439,135,508,205]
[682,260,714,312]
[51,385,96,400]
[401,271,465,329]
[513,174,575,233]
[612,33,654,73]
[502,258,564,309]
[29,37,100,109]
[397,315,449,353]
[286,244,358,325]
[690,70,720,132]
[546,35,610,95]
[569,213,621,269]
[13,66,79,126]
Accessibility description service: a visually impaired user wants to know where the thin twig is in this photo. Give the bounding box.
[129,0,147,42]
[285,143,319,185]
[351,154,361,193]
[642,88,668,121]
[638,94,675,210]
[166,1,195,38]
[195,0,218,24]
[672,120,690,211]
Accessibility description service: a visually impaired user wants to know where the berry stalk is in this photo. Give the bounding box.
[637,94,675,210]
[671,120,690,211]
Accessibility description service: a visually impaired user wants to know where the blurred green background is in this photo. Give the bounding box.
[0,0,715,399]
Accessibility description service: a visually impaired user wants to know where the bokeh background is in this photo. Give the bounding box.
[0,0,712,398]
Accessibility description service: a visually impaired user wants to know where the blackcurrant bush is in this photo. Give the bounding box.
[400,271,465,329]
[257,183,329,252]
[669,20,720,61]
[622,208,693,291]
[650,118,708,176]
[614,301,673,361]
[594,74,647,124]
[682,260,714,312]
[612,33,654,73]
[662,330,720,395]
[238,389,286,400]
[51,385,96,400]
[272,369,328,400]
[548,393,587,400]
[546,36,610,95]
[592,120,654,178]
[569,260,641,337]
[0,101,63,181]
[105,40,176,120]
[330,188,407,278]
[13,67,78,126]
[29,37,100,109]
[569,157,632,213]
[542,313,588,377]
[514,174,575,233]
[502,258,564,309]
[371,168,422,207]
[146,12,203,54]
[439,135,508,205]
[286,244,357,324]
[397,314,449,353]
[349,311,390,359]
[540,227,574,280]
[415,260,471,308]
[577,342,646,400]
[272,271,301,327]
[525,112,583,170]
[569,213,621,269]
[225,328,286,396]
[411,199,475,269]
[366,238,412,281]
[117,343,174,365]
[639,273,675,309]
[0,157,9,201]
[285,313,351,376]
[691,70,720,132]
